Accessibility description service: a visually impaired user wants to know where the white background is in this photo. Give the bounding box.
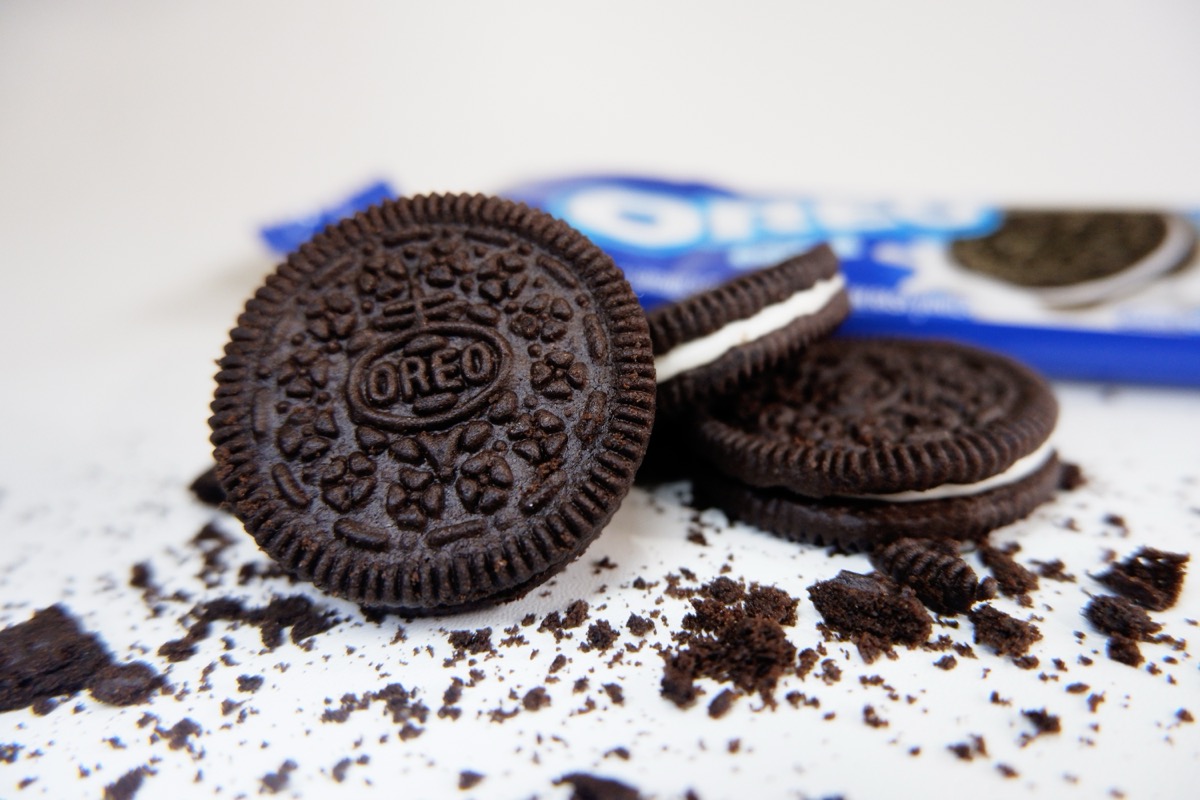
[2,2,1198,799]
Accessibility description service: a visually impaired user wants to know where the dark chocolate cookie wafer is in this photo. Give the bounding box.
[648,244,848,413]
[210,194,655,614]
[951,210,1196,308]
[691,337,1063,548]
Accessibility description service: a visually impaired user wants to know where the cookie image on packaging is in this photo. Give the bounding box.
[691,337,1064,551]
[950,210,1197,308]
[210,194,655,613]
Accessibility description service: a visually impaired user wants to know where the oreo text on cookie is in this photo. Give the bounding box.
[347,323,510,432]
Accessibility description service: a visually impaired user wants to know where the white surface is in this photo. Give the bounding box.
[2,3,1199,799]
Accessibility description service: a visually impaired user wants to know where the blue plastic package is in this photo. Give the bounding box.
[506,175,1200,387]
[260,180,397,256]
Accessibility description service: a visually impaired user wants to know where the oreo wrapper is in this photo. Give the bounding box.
[502,176,1200,387]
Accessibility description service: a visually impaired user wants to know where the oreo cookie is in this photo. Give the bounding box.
[950,210,1196,308]
[691,338,1062,550]
[647,244,849,413]
[210,194,655,613]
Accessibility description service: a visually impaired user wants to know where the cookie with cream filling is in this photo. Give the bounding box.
[691,337,1065,548]
[647,244,849,414]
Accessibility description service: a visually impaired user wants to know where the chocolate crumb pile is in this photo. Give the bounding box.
[1,606,165,713]
[659,577,799,707]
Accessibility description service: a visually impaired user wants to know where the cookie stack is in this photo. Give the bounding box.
[644,249,1064,553]
[210,193,1066,615]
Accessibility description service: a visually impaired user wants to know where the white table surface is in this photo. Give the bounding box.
[2,3,1198,798]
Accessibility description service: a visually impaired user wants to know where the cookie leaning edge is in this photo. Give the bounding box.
[209,193,656,612]
[648,244,849,413]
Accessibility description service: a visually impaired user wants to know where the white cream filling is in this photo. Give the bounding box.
[846,439,1056,503]
[654,274,846,383]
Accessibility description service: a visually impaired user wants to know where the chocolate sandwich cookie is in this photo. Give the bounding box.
[647,244,849,414]
[951,210,1196,308]
[210,194,655,613]
[691,337,1062,550]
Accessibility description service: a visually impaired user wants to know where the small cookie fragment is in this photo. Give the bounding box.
[969,604,1042,657]
[870,538,996,615]
[458,771,484,790]
[979,543,1039,597]
[807,571,932,649]
[189,466,226,507]
[1095,547,1189,611]
[1085,594,1164,668]
[103,767,151,800]
[1021,708,1061,736]
[1084,595,1162,641]
[555,772,642,800]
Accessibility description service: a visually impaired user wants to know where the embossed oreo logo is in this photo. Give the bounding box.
[347,323,510,432]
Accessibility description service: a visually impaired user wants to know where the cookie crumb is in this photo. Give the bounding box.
[555,772,642,800]
[1095,547,1189,611]
[871,539,995,615]
[708,689,737,719]
[969,604,1041,656]
[261,759,297,794]
[808,571,931,653]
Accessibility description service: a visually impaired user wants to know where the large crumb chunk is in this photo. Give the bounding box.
[808,571,932,648]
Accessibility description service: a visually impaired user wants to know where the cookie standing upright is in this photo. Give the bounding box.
[692,338,1063,551]
[647,244,849,414]
[210,194,655,613]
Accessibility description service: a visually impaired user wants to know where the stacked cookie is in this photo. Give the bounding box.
[645,254,1065,553]
[210,194,1066,615]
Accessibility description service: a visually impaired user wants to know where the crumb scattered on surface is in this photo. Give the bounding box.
[555,771,642,800]
[1095,547,1189,611]
[808,571,931,659]
[969,604,1041,656]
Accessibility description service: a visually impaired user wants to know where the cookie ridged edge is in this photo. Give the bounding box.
[648,243,841,351]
